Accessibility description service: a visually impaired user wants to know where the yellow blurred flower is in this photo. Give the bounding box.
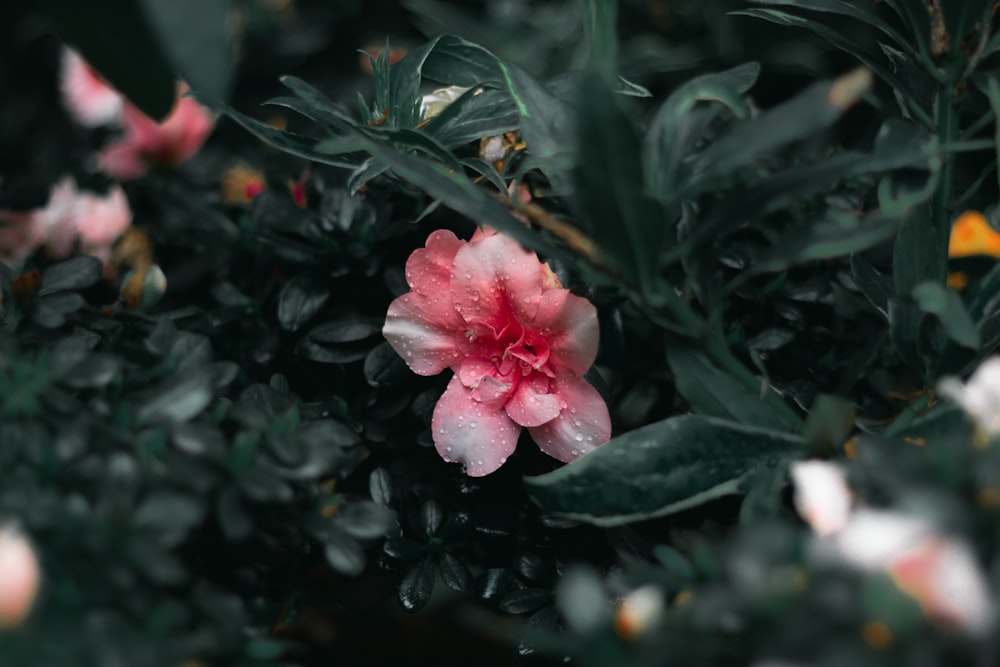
[948,211,1000,258]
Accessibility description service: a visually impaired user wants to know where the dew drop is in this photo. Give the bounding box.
[438,428,446,435]
[570,408,577,414]
[573,419,582,427]
[464,271,473,279]
[574,433,584,442]
[570,449,579,456]
[469,421,478,429]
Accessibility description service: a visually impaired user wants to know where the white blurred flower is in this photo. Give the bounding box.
[0,527,40,628]
[790,460,852,536]
[419,85,471,119]
[938,356,1000,434]
[614,584,664,639]
[812,508,996,636]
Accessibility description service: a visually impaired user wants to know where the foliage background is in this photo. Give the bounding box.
[3,0,1000,666]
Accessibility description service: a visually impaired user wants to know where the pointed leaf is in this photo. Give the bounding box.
[525,415,804,526]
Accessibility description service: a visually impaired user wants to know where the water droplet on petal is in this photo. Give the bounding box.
[574,433,584,442]
[570,449,579,456]
[464,271,473,279]
[469,421,478,429]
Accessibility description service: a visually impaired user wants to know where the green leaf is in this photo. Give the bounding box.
[417,34,505,88]
[580,0,618,80]
[888,296,930,379]
[139,0,233,105]
[38,0,177,119]
[986,77,1000,195]
[644,62,759,200]
[850,254,893,316]
[732,8,928,126]
[892,204,941,295]
[753,212,900,274]
[39,256,102,295]
[666,345,800,430]
[279,76,360,135]
[573,71,664,293]
[499,60,573,169]
[525,415,804,526]
[220,105,360,169]
[802,394,855,452]
[747,0,911,52]
[690,66,872,183]
[912,281,980,350]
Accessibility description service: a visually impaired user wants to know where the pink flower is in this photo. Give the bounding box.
[98,87,216,180]
[0,528,39,628]
[0,178,131,270]
[60,48,123,127]
[383,228,611,476]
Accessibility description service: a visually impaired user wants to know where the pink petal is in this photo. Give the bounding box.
[74,186,132,248]
[60,49,123,127]
[98,140,150,180]
[383,290,463,376]
[505,373,562,427]
[432,375,521,476]
[0,529,39,628]
[405,229,463,296]
[532,289,599,375]
[528,374,611,462]
[451,232,544,326]
[457,357,497,387]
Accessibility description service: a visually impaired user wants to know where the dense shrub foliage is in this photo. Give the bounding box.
[5,1,1000,666]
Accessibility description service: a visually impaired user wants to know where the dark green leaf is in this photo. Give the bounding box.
[747,0,911,50]
[892,204,941,295]
[136,371,214,424]
[324,531,366,576]
[39,256,102,295]
[439,553,472,592]
[691,66,872,182]
[336,502,397,540]
[753,213,899,274]
[139,0,232,105]
[580,0,618,79]
[573,71,664,292]
[364,341,411,388]
[525,415,804,526]
[912,282,980,350]
[645,62,758,200]
[399,555,437,611]
[59,353,122,389]
[666,345,800,430]
[277,274,330,332]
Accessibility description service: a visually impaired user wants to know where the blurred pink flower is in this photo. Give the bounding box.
[383,228,611,476]
[98,90,216,180]
[60,48,123,127]
[0,528,40,628]
[0,177,131,270]
[814,509,995,635]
